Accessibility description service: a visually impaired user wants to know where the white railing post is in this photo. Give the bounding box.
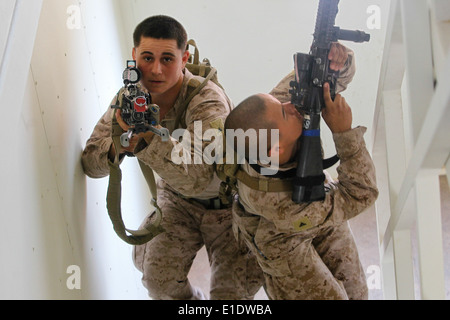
[392,230,415,299]
[373,0,450,299]
[381,240,397,300]
[415,170,446,299]
[400,0,435,144]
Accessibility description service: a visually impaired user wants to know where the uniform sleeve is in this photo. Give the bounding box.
[269,48,356,103]
[81,96,117,179]
[238,127,378,234]
[320,126,378,224]
[134,85,231,197]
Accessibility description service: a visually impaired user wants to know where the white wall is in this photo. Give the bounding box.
[1,0,149,299]
[0,0,388,299]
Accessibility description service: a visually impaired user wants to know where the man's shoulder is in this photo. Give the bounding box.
[185,72,225,97]
[183,69,232,109]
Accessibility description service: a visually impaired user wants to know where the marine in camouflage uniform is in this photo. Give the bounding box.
[232,125,378,300]
[270,47,369,299]
[81,15,263,300]
[228,46,378,299]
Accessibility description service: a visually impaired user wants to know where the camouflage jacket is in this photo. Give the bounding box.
[237,48,378,235]
[237,126,378,235]
[82,69,232,199]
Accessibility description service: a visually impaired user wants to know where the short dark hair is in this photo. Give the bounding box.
[225,94,277,162]
[133,15,188,50]
[225,95,274,133]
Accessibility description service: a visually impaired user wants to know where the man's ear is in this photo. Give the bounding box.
[182,50,190,67]
[132,47,137,60]
[268,142,284,158]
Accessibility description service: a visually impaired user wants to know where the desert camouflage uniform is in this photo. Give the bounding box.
[233,49,378,300]
[234,126,378,300]
[82,69,263,300]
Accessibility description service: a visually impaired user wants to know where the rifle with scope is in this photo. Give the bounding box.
[112,60,169,148]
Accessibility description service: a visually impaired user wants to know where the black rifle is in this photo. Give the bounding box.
[290,0,370,203]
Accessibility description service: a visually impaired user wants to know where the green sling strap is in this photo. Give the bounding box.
[106,106,164,246]
[173,39,221,129]
[215,139,294,200]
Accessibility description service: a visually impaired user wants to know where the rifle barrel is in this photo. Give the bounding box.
[336,28,370,43]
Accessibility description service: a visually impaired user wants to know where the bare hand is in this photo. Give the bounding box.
[328,42,349,71]
[114,109,155,154]
[321,82,352,133]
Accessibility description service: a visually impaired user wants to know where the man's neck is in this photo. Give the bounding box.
[151,74,184,120]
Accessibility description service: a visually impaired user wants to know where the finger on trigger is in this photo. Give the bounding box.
[323,82,332,102]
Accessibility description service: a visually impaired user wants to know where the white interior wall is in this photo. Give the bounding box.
[1,0,149,299]
[0,0,388,299]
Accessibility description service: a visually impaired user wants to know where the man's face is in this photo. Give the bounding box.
[132,36,189,96]
[263,94,303,164]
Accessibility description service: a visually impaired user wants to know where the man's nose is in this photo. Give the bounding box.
[284,103,297,114]
[151,61,162,74]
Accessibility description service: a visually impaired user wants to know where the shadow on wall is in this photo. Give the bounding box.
[15,0,132,299]
[25,0,150,299]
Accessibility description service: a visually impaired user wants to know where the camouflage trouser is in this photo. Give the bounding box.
[232,199,368,300]
[133,188,264,300]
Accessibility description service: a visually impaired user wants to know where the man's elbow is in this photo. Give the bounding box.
[80,155,108,179]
